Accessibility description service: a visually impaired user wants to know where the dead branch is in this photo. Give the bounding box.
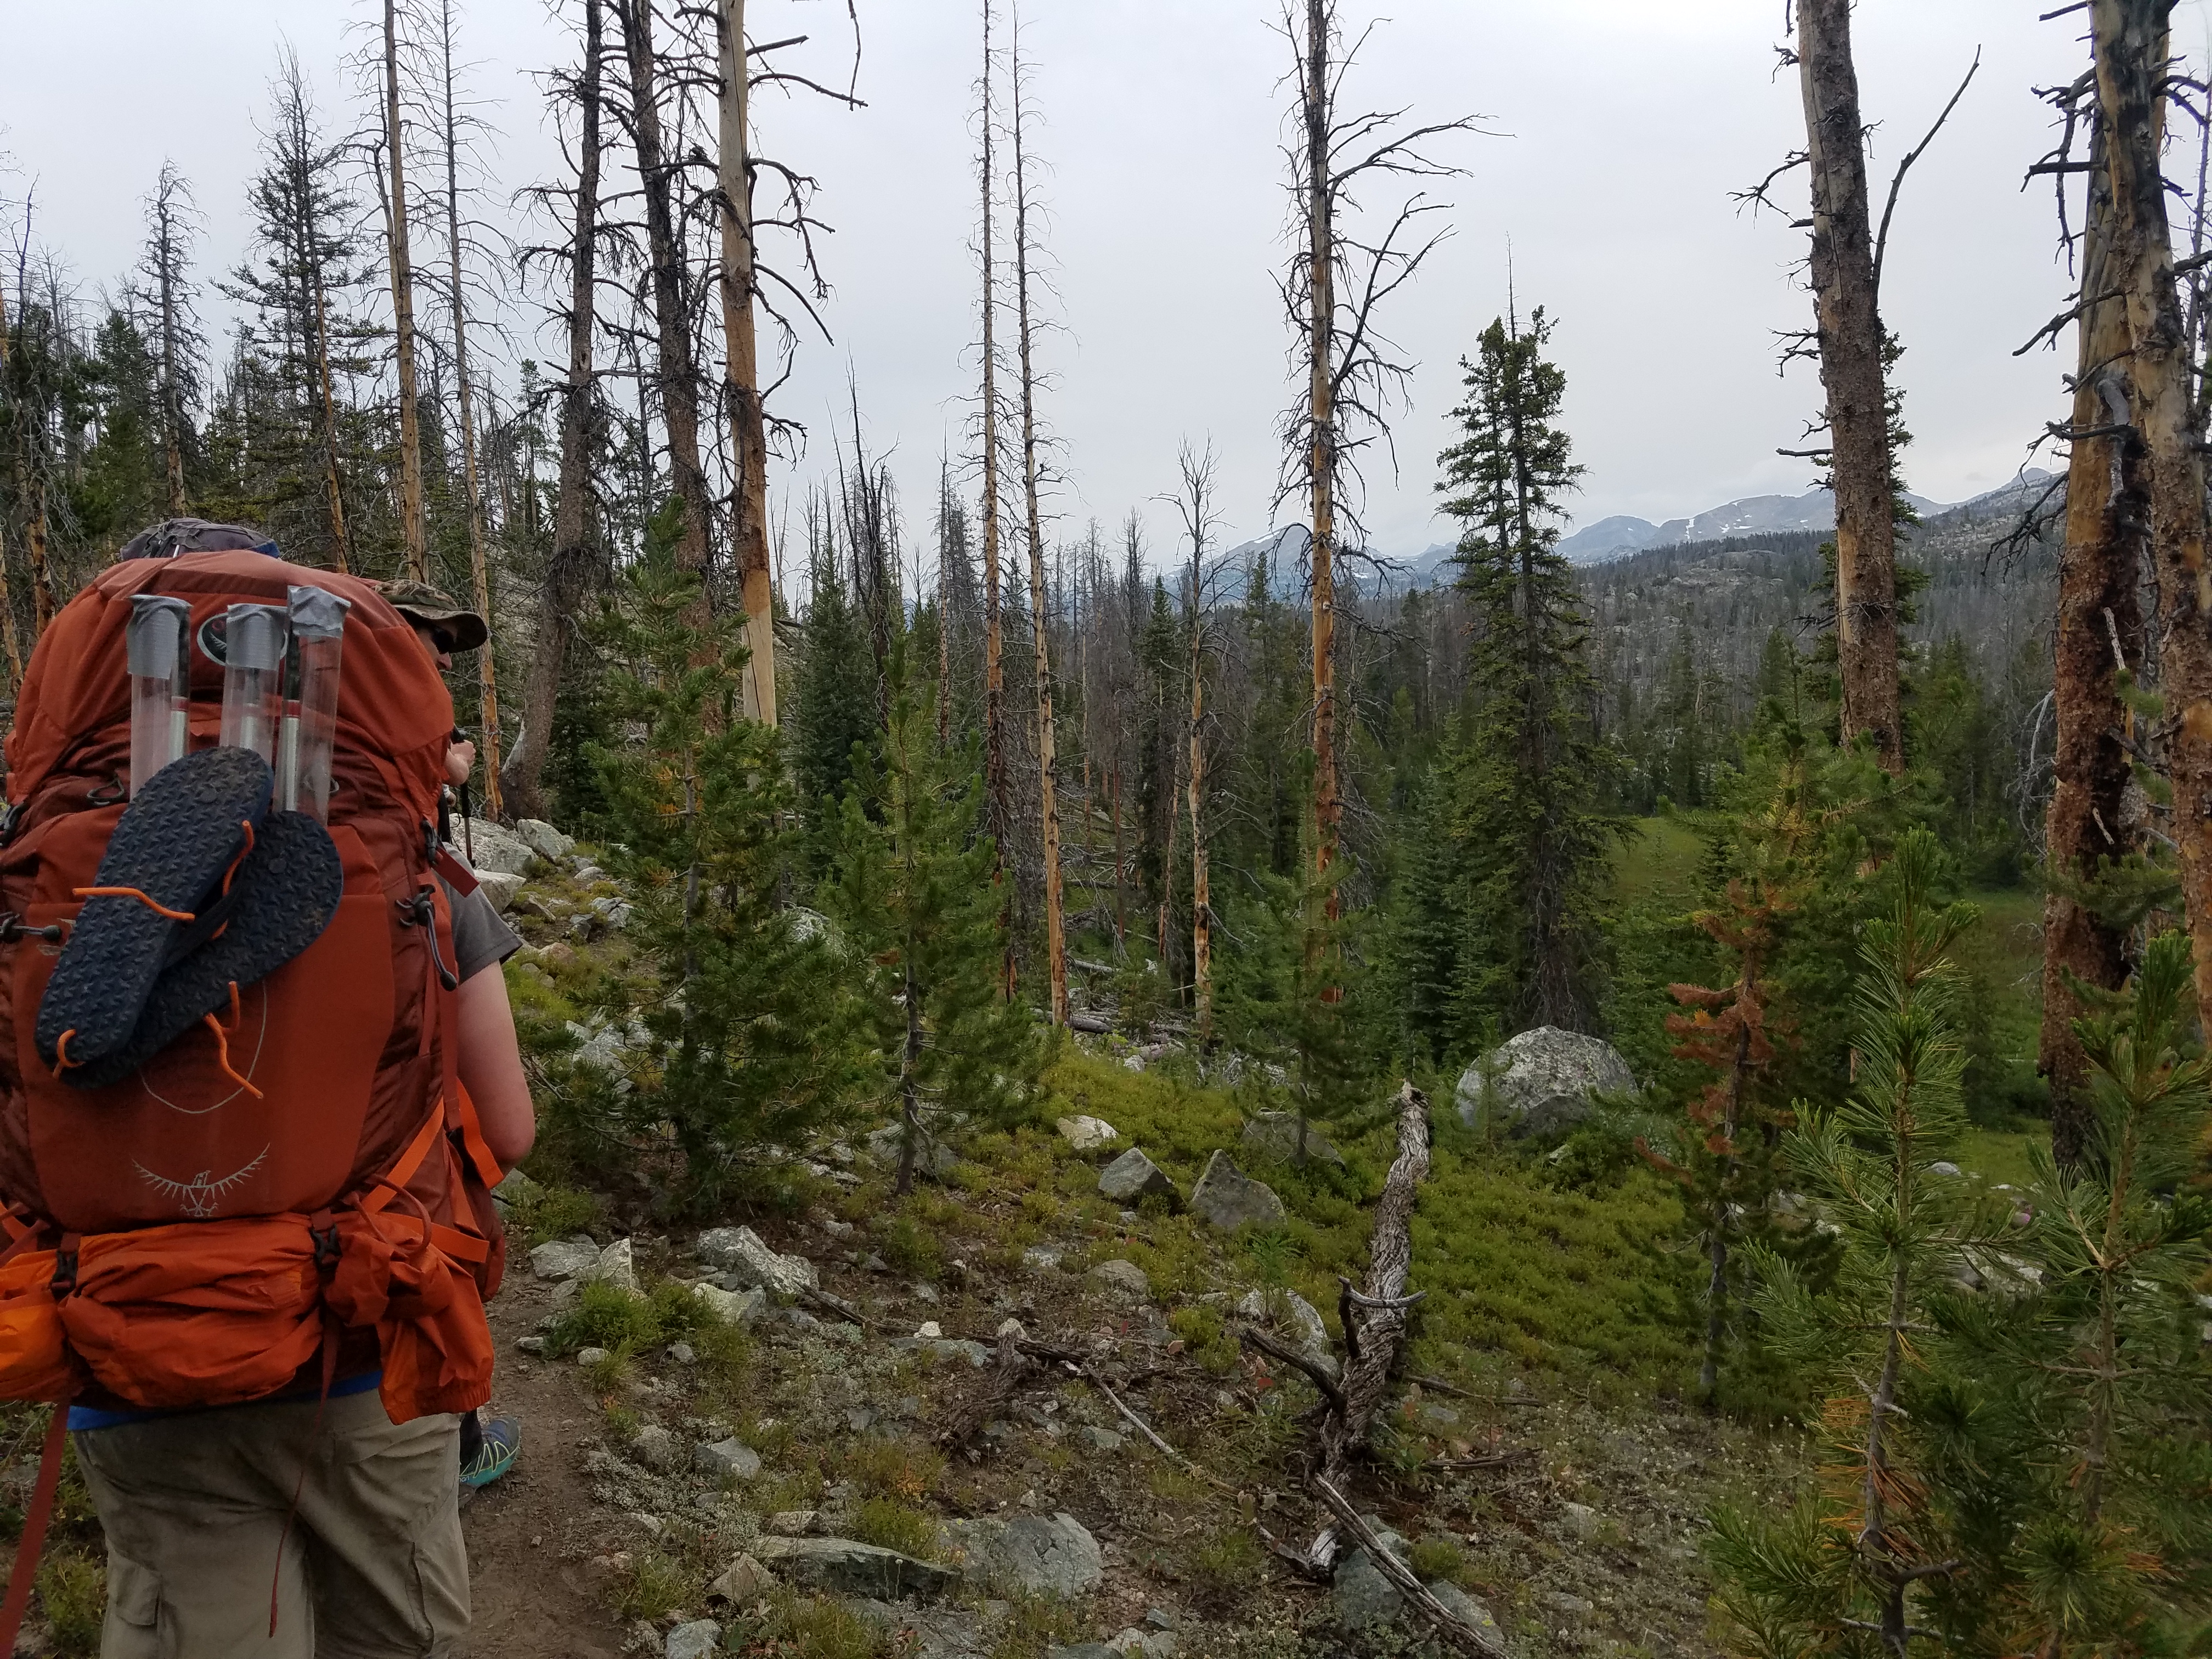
[1077,1362,1234,1492]
[1237,1323,1346,1413]
[1317,1080,1432,1489]
[1312,1478,1508,1658]
[938,1334,1035,1451]
[1871,48,1981,302]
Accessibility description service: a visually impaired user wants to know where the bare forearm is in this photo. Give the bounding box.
[456,968,535,1170]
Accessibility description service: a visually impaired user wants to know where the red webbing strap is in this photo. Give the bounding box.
[431,1224,491,1266]
[362,1105,446,1216]
[450,1085,504,1194]
[0,1386,77,1656]
[432,845,479,896]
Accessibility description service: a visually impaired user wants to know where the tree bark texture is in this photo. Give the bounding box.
[2098,0,2212,1017]
[503,0,602,821]
[1797,0,1903,773]
[718,0,778,726]
[383,0,430,581]
[150,173,188,517]
[1302,0,1341,872]
[1008,20,1068,1028]
[439,0,503,817]
[1188,624,1211,1040]
[2041,115,2147,1170]
[979,0,1012,998]
[1317,1081,1432,1491]
[619,0,714,590]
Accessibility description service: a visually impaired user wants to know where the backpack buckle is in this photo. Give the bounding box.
[309,1214,341,1274]
[48,1237,78,1300]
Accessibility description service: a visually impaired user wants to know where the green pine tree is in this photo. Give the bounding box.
[590,541,862,1213]
[792,534,879,843]
[1707,828,1988,1656]
[825,639,1040,1195]
[1435,304,1614,1032]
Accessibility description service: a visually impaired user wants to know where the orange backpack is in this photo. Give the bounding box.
[0,551,503,1437]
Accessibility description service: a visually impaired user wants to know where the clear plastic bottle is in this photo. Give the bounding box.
[217,602,290,769]
[280,586,349,820]
[125,594,192,797]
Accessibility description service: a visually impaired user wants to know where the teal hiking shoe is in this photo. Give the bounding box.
[460,1414,521,1489]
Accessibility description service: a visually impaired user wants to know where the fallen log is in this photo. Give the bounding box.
[1313,1478,1508,1658]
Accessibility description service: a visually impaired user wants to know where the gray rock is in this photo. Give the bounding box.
[765,1510,819,1536]
[514,818,577,860]
[575,1347,613,1368]
[493,1167,544,1208]
[926,1339,992,1369]
[1022,1246,1065,1273]
[1233,1288,1338,1379]
[1056,1115,1120,1152]
[1097,1148,1177,1206]
[588,1237,639,1297]
[1559,1500,1599,1541]
[667,1341,697,1365]
[691,1281,767,1325]
[665,1620,721,1659]
[1240,1111,1345,1167]
[751,1534,959,1600]
[697,1226,817,1298]
[1049,1649,1122,1659]
[1544,1588,1593,1616]
[707,1553,774,1605]
[1089,1259,1152,1300]
[696,1437,761,1480]
[1931,1160,1964,1177]
[476,871,525,915]
[864,1122,959,1179]
[1333,1530,1408,1629]
[459,819,537,877]
[1427,1581,1505,1642]
[1078,1426,1125,1453]
[529,1238,600,1282]
[631,1424,679,1472]
[950,1511,1103,1599]
[1455,1026,1637,1141]
[1188,1152,1286,1232]
[515,1334,546,1356]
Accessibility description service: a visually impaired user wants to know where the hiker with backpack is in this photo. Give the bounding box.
[0,521,533,1656]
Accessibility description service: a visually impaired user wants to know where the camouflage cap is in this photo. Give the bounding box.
[118,518,280,561]
[377,580,488,652]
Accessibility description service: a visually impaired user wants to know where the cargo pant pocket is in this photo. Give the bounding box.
[100,1547,160,1659]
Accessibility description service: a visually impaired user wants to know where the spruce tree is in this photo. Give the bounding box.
[591,540,861,1213]
[825,639,1039,1195]
[1434,305,1612,1033]
[791,535,879,840]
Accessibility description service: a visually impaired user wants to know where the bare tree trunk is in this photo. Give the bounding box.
[0,285,20,687]
[938,460,955,743]
[1188,624,1211,1039]
[503,0,602,821]
[619,0,714,590]
[26,476,51,637]
[978,0,1012,998]
[437,0,503,817]
[2099,0,2212,1013]
[718,0,778,725]
[1797,0,1903,772]
[383,0,429,581]
[1008,11,1067,1028]
[2041,113,2146,1169]
[148,166,189,516]
[1301,0,1342,873]
[1110,763,1126,949]
[898,955,923,1198]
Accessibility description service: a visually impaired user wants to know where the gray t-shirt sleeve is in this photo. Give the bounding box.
[439,876,523,983]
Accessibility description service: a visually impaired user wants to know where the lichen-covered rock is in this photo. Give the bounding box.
[1088,1259,1151,1300]
[459,819,537,877]
[665,1620,721,1659]
[1096,1148,1176,1205]
[695,1437,762,1480]
[1240,1111,1344,1167]
[752,1535,960,1600]
[476,870,524,914]
[586,1237,639,1296]
[528,1237,600,1282]
[697,1226,817,1298]
[514,818,577,860]
[947,1512,1103,1599]
[1188,1151,1285,1232]
[1455,1026,1636,1141]
[690,1281,766,1325]
[1056,1115,1119,1152]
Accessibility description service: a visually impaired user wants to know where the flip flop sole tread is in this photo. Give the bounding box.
[34,748,273,1070]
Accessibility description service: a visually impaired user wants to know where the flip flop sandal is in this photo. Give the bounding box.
[61,810,344,1093]
[35,747,274,1077]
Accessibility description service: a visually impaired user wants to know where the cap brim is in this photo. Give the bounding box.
[393,607,489,652]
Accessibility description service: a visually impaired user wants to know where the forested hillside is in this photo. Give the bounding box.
[2,2,2210,1657]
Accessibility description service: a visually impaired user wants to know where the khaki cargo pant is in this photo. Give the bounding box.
[72,1389,469,1658]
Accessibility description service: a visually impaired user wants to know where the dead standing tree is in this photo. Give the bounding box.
[2096,0,2212,1015]
[138,163,202,518]
[381,0,430,580]
[1006,2,1068,1027]
[2024,63,2152,1169]
[431,0,503,813]
[1163,439,1224,1040]
[1793,0,1904,772]
[974,0,1013,996]
[1278,0,1475,894]
[506,0,608,819]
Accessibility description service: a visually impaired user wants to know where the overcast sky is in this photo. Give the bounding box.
[2,1,2194,560]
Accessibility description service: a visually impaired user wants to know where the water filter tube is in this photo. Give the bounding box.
[125,594,191,797]
[281,586,349,820]
[217,603,290,768]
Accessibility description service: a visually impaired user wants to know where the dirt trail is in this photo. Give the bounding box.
[461,1272,628,1658]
